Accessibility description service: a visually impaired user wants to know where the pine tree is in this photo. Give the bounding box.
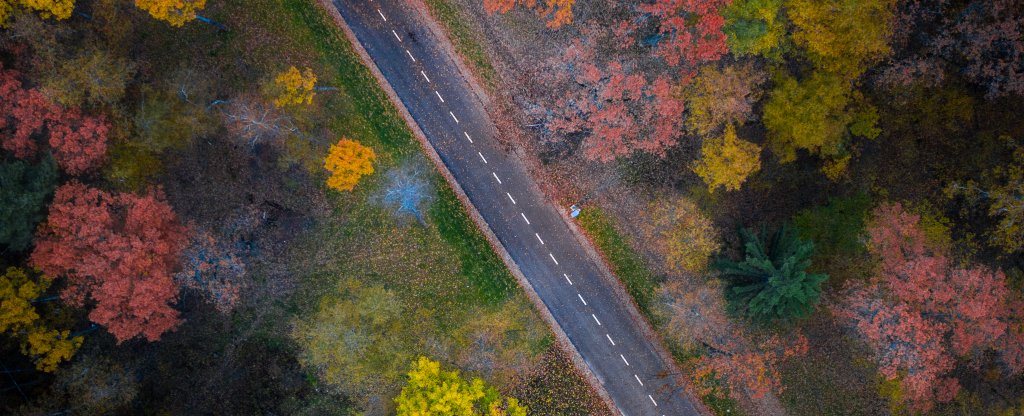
[0,156,58,252]
[714,225,828,323]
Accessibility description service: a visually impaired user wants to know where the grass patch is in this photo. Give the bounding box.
[576,208,662,322]
[422,0,499,88]
[430,181,519,304]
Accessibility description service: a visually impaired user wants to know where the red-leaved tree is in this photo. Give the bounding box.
[0,64,108,174]
[834,203,1024,412]
[542,0,730,161]
[31,182,188,343]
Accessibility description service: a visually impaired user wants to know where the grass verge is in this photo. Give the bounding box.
[422,0,499,89]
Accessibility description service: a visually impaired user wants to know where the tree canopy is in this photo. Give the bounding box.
[324,138,376,192]
[395,356,527,416]
[31,183,188,343]
[714,225,828,323]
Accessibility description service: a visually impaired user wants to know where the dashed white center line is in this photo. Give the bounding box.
[405,49,415,62]
[392,29,402,42]
[564,273,573,285]
[377,9,387,21]
[535,233,544,244]
[421,70,431,82]
[507,192,517,204]
[621,354,630,366]
[521,213,530,224]
[492,172,502,184]
[450,111,459,123]
[478,152,488,164]
[549,253,559,265]
[606,333,616,346]
[463,131,473,143]
[634,374,644,386]
[592,314,602,326]
[577,293,587,306]
[648,395,658,407]
[435,91,445,102]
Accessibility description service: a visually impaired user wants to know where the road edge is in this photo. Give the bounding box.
[315,1,621,414]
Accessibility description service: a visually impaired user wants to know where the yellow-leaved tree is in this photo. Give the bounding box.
[641,197,721,274]
[133,0,206,27]
[694,123,762,192]
[0,0,74,26]
[395,356,527,416]
[0,267,83,372]
[324,138,375,192]
[271,66,318,108]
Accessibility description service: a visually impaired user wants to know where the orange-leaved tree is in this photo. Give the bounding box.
[483,0,576,29]
[31,182,189,343]
[324,138,375,192]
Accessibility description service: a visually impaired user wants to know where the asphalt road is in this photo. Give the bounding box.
[332,2,702,415]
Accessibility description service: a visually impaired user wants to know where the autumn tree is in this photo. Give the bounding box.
[787,0,896,79]
[714,225,828,323]
[175,230,244,313]
[658,279,809,401]
[324,138,375,192]
[541,0,731,161]
[0,0,74,27]
[834,203,1024,412]
[0,267,83,372]
[270,66,317,108]
[693,123,762,192]
[0,156,57,252]
[42,48,136,107]
[762,70,880,179]
[1,65,110,175]
[722,0,786,59]
[133,0,205,26]
[684,62,766,137]
[395,356,528,416]
[31,182,188,343]
[483,0,575,29]
[641,196,720,274]
[292,281,416,413]
[947,137,1024,253]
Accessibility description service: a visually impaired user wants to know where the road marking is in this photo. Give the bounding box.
[634,374,644,386]
[507,192,517,204]
[564,273,573,285]
[577,293,587,305]
[392,29,401,42]
[648,395,658,407]
[405,49,416,62]
[549,253,559,265]
[535,233,544,244]
[377,9,387,21]
[463,131,473,143]
[606,333,616,346]
[450,111,459,123]
[621,354,630,366]
[435,90,444,102]
[478,152,488,164]
[592,314,601,326]
[492,172,502,184]
[421,70,431,82]
[521,213,530,224]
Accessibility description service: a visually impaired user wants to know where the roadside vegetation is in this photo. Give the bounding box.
[0,0,607,414]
